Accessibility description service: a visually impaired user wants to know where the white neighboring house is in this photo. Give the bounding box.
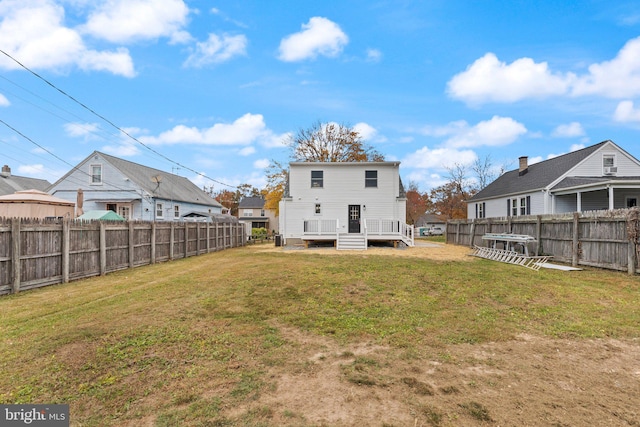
[279,162,413,250]
[467,140,640,219]
[49,151,224,221]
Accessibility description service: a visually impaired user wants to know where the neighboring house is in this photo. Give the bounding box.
[0,189,74,219]
[0,165,50,196]
[238,196,278,235]
[467,140,640,219]
[279,162,413,249]
[49,151,223,221]
[415,213,447,235]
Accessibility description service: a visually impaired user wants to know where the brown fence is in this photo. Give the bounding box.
[446,208,640,275]
[1,217,246,295]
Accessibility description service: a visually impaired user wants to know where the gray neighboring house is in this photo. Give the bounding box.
[467,140,640,219]
[0,164,50,195]
[238,196,278,235]
[49,151,223,221]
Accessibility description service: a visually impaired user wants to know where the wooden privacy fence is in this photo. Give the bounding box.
[0,217,246,295]
[446,208,640,275]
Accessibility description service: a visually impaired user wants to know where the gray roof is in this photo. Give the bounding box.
[0,173,50,196]
[92,152,222,208]
[469,140,609,201]
[238,196,265,209]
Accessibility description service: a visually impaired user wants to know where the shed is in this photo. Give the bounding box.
[77,210,126,221]
[0,189,74,218]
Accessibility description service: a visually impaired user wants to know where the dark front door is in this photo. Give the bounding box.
[348,205,361,233]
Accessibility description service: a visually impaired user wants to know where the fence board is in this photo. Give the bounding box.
[448,209,639,274]
[0,217,245,296]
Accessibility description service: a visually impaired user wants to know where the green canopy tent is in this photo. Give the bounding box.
[76,210,126,221]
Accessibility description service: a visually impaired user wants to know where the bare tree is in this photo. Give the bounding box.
[472,155,496,190]
[286,121,384,162]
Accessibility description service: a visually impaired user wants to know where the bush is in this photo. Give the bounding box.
[251,227,268,239]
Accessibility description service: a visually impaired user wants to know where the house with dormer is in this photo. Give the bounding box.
[48,151,223,221]
[279,162,413,249]
[467,140,640,219]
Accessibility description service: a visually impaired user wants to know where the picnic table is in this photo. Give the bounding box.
[481,233,537,256]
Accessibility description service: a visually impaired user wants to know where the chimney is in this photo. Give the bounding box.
[518,156,528,176]
[1,165,10,178]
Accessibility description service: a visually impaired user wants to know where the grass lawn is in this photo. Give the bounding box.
[0,243,638,426]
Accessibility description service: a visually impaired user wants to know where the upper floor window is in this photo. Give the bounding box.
[174,205,180,219]
[243,209,253,217]
[156,203,164,218]
[260,209,265,217]
[603,154,617,174]
[311,170,323,188]
[365,170,378,188]
[91,164,102,184]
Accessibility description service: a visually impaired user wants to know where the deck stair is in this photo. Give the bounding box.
[337,233,367,250]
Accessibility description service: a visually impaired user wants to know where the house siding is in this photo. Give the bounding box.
[280,162,406,241]
[570,143,640,177]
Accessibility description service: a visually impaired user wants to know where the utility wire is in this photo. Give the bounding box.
[0,48,236,189]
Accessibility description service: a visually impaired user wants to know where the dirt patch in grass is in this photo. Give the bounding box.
[255,241,473,262]
[232,325,640,426]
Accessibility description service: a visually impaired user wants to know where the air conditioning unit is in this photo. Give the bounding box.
[604,166,618,175]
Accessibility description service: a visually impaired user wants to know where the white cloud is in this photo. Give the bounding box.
[82,0,190,44]
[253,158,270,169]
[278,17,348,62]
[448,36,640,104]
[422,116,527,148]
[353,122,377,140]
[447,53,571,103]
[552,122,585,138]
[140,113,279,146]
[402,146,478,170]
[572,37,640,98]
[64,122,100,139]
[17,163,66,181]
[101,141,141,157]
[366,48,382,63]
[613,100,640,122]
[0,0,135,77]
[570,143,585,152]
[0,93,9,107]
[183,33,247,67]
[238,146,256,156]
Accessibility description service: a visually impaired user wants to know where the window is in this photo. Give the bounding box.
[315,203,321,214]
[91,164,102,184]
[174,205,180,219]
[627,197,637,208]
[511,198,518,216]
[603,154,615,168]
[476,202,485,218]
[156,203,163,218]
[311,170,323,188]
[520,197,527,215]
[243,209,253,217]
[119,206,130,220]
[107,203,117,213]
[260,209,265,217]
[365,170,378,188]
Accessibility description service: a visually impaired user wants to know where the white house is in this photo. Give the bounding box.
[49,151,224,221]
[467,140,640,219]
[278,162,413,249]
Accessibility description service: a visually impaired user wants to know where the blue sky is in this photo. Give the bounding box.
[2,0,640,193]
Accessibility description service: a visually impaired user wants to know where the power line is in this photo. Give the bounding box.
[0,48,236,189]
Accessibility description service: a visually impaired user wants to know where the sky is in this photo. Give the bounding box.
[2,0,640,194]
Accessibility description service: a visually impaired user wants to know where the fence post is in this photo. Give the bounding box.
[535,215,542,256]
[572,212,580,267]
[169,221,176,259]
[11,218,21,294]
[99,221,106,275]
[206,222,211,253]
[469,219,476,248]
[129,221,135,268]
[62,218,70,283]
[184,223,189,258]
[151,222,156,264]
[455,222,460,245]
[627,213,637,275]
